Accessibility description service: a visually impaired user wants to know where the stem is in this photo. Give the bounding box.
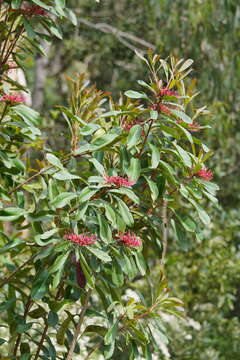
[137,119,153,158]
[66,289,92,360]
[0,103,9,123]
[9,152,88,195]
[33,321,48,360]
[161,199,168,266]
[85,340,102,360]
[0,253,37,288]
[13,297,33,356]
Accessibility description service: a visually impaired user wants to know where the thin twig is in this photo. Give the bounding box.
[78,18,155,51]
[0,253,37,288]
[33,321,48,360]
[161,199,168,266]
[84,340,103,360]
[137,119,153,158]
[66,289,92,360]
[13,296,33,356]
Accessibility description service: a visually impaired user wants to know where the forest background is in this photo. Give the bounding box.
[1,0,240,359]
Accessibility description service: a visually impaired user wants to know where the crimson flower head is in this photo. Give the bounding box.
[159,88,178,97]
[117,232,142,247]
[0,94,24,104]
[151,104,172,115]
[64,232,97,246]
[23,4,48,16]
[104,175,135,187]
[196,168,213,181]
[122,119,145,136]
[188,122,201,132]
[177,119,201,132]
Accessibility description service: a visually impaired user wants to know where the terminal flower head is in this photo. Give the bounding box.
[159,88,178,97]
[104,175,135,187]
[0,94,24,104]
[64,232,97,246]
[117,232,142,247]
[196,168,213,181]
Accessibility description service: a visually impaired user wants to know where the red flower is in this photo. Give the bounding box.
[159,88,178,97]
[104,175,135,187]
[64,233,97,246]
[151,103,172,114]
[189,122,201,132]
[177,120,201,132]
[117,232,142,247]
[122,119,145,136]
[0,94,24,104]
[196,168,213,181]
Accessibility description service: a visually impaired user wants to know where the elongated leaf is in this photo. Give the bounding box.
[124,90,148,99]
[50,192,77,208]
[87,247,112,263]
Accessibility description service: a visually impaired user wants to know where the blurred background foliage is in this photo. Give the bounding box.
[24,0,239,358]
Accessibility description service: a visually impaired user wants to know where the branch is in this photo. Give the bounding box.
[0,253,37,288]
[66,289,92,360]
[78,18,156,52]
[137,119,153,158]
[33,321,48,360]
[161,199,168,266]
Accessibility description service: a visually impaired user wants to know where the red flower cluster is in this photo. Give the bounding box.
[177,119,201,132]
[196,168,213,181]
[104,176,135,187]
[0,94,24,104]
[159,88,178,97]
[151,103,172,114]
[121,118,145,136]
[117,232,142,247]
[64,233,97,246]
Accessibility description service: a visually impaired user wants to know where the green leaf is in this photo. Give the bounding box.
[46,153,63,169]
[0,238,24,254]
[173,143,192,167]
[49,252,70,274]
[0,338,6,345]
[134,252,147,276]
[28,307,47,319]
[169,108,192,124]
[31,270,50,300]
[89,158,105,176]
[53,170,80,180]
[144,177,159,202]
[126,158,141,181]
[48,311,59,327]
[50,192,77,208]
[110,188,139,204]
[127,125,142,149]
[40,228,59,239]
[116,197,134,226]
[98,214,112,243]
[0,207,27,221]
[79,187,98,203]
[124,90,148,99]
[104,320,119,345]
[87,247,112,263]
[189,199,211,225]
[159,161,176,185]
[56,314,72,345]
[91,133,119,150]
[13,104,39,126]
[174,212,196,232]
[149,143,160,168]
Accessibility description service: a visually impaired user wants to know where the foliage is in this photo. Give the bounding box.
[0,1,221,359]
